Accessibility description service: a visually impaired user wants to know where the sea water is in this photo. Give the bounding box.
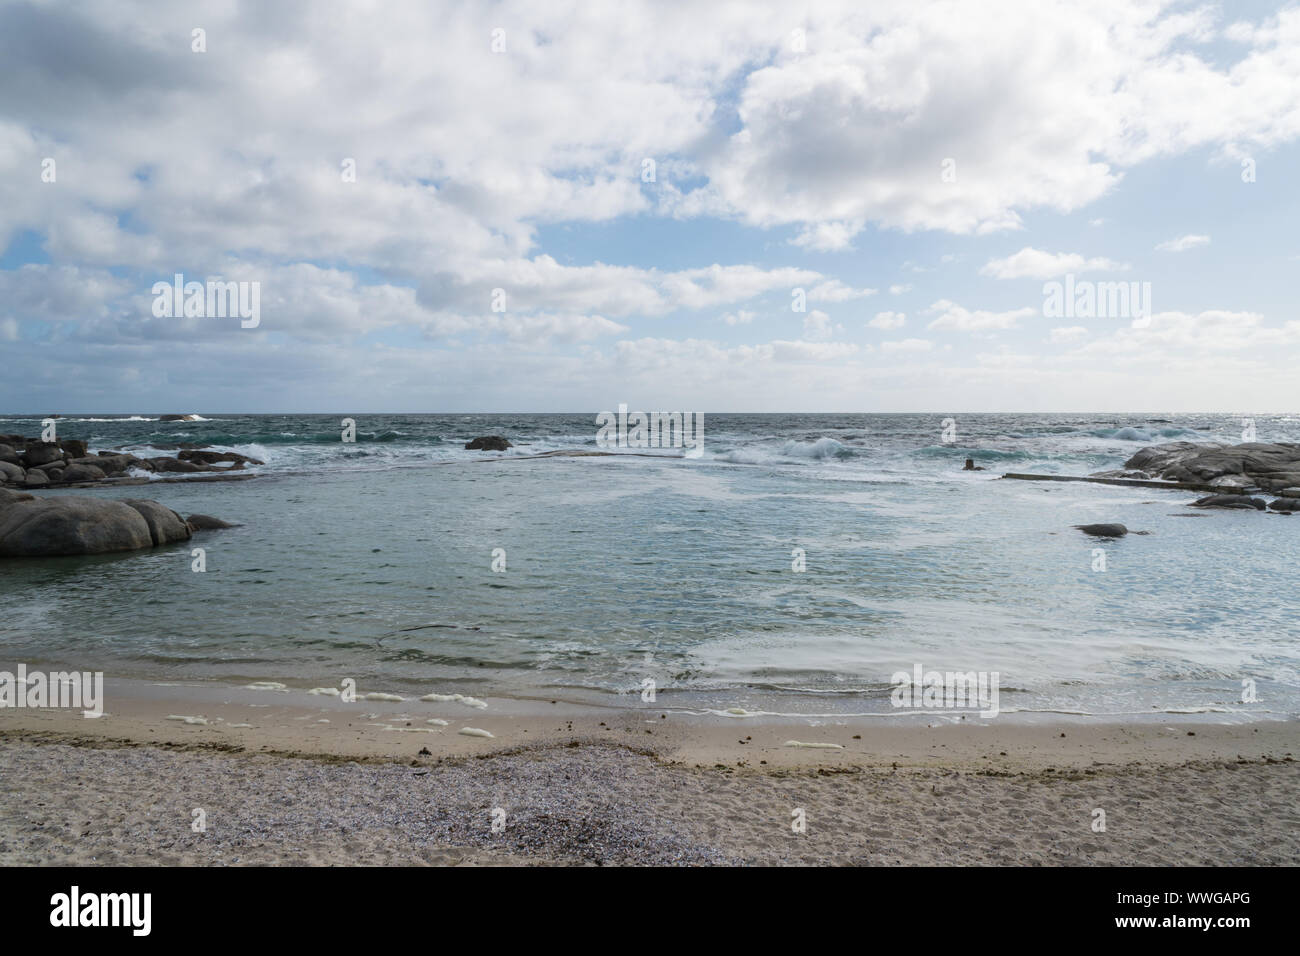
[1,412,1297,721]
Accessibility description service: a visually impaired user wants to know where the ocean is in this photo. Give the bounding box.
[3,412,1298,722]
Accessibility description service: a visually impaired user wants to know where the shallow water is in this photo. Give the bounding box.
[2,412,1298,720]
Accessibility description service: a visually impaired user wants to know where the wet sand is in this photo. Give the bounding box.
[1,680,1296,866]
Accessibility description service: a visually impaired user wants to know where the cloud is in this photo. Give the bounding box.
[881,338,932,353]
[721,310,756,325]
[925,300,1037,332]
[1049,326,1089,344]
[802,309,835,341]
[868,311,906,330]
[980,247,1128,279]
[1155,234,1211,252]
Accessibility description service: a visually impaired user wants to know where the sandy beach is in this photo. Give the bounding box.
[2,681,1295,866]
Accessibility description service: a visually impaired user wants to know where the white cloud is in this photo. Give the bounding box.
[889,284,912,295]
[802,309,835,341]
[980,247,1128,279]
[721,310,756,325]
[925,300,1037,332]
[868,311,906,330]
[1049,326,1089,344]
[881,338,933,353]
[1155,234,1211,252]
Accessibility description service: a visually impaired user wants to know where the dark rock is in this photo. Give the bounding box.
[179,449,264,466]
[0,461,25,482]
[149,457,204,473]
[1073,523,1128,537]
[20,442,63,468]
[465,435,512,451]
[45,468,64,482]
[58,439,88,459]
[1268,498,1300,512]
[0,443,17,463]
[1190,494,1266,510]
[61,463,107,482]
[186,513,238,531]
[23,471,49,487]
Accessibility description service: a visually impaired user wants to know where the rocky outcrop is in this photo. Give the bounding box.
[465,435,512,451]
[0,493,204,557]
[1123,442,1300,493]
[0,434,263,488]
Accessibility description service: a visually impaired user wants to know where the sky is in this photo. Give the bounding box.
[1,0,1299,414]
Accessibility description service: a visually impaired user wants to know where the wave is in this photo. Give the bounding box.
[1086,426,1199,441]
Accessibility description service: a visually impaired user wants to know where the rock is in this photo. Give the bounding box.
[178,449,264,466]
[186,513,238,531]
[1281,488,1300,498]
[45,468,64,482]
[58,439,88,459]
[1268,498,1300,512]
[32,461,68,473]
[1073,523,1128,537]
[1124,441,1300,491]
[1190,494,1267,510]
[23,471,49,487]
[149,457,203,473]
[0,443,17,464]
[0,488,34,506]
[61,463,107,482]
[0,495,151,556]
[121,499,192,546]
[0,461,24,482]
[465,435,512,451]
[20,442,64,468]
[1090,469,1151,480]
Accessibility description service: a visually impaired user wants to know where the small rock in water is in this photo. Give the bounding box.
[1073,523,1128,537]
[1190,495,1266,511]
[464,435,511,451]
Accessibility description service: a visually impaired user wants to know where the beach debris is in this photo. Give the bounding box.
[419,692,488,709]
[458,727,494,738]
[783,740,844,749]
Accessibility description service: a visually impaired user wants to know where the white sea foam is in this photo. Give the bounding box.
[458,727,494,738]
[420,692,488,709]
[166,714,208,725]
[784,740,844,749]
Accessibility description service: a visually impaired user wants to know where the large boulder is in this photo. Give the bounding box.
[1268,498,1300,512]
[149,457,204,473]
[121,498,191,546]
[61,463,106,482]
[465,435,512,451]
[20,442,64,468]
[0,443,18,464]
[0,461,24,482]
[0,494,195,556]
[59,439,88,459]
[23,471,49,487]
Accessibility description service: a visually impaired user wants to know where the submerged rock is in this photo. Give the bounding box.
[1073,523,1129,537]
[465,435,512,451]
[186,513,238,531]
[0,493,203,557]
